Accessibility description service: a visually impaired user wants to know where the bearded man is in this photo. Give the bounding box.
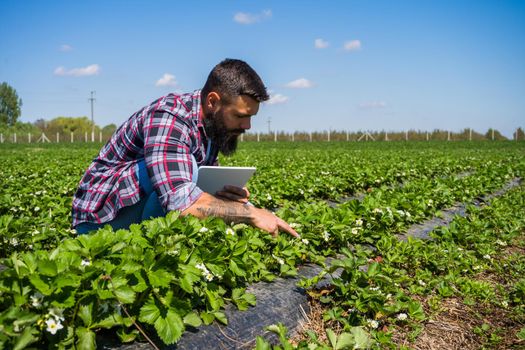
[72,59,298,238]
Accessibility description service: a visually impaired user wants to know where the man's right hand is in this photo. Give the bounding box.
[182,192,299,238]
[250,207,300,238]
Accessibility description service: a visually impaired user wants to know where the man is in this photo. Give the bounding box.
[72,59,298,238]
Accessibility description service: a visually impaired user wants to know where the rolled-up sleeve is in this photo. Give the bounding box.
[143,108,203,212]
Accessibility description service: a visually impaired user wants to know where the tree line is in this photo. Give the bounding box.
[1,82,523,142]
[0,82,116,137]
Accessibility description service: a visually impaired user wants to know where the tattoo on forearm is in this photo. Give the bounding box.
[196,198,252,224]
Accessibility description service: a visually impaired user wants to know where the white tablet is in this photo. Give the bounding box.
[197,166,256,194]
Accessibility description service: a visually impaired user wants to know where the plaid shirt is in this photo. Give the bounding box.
[72,90,218,227]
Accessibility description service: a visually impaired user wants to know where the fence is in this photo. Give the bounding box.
[239,128,524,142]
[0,131,113,144]
[0,128,523,144]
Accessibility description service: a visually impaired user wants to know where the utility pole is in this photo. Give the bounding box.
[89,91,96,142]
[267,116,271,135]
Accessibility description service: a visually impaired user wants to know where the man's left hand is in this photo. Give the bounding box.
[216,185,250,204]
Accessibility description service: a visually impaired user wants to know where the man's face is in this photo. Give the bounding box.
[204,95,259,156]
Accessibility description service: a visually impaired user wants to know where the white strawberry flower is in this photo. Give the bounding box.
[495,239,507,246]
[355,218,363,226]
[48,307,65,322]
[367,319,379,329]
[272,254,284,265]
[301,238,309,245]
[196,262,214,280]
[81,259,91,267]
[167,249,179,256]
[322,231,330,241]
[396,313,408,321]
[45,318,64,335]
[351,227,359,235]
[266,194,272,201]
[199,226,209,233]
[226,228,235,236]
[30,292,44,308]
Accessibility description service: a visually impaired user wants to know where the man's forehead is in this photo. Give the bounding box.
[231,95,259,115]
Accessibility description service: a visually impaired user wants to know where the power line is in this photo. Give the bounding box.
[88,91,96,141]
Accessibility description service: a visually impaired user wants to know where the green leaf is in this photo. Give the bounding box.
[179,274,194,293]
[183,312,202,328]
[229,259,246,277]
[92,313,123,329]
[75,327,96,350]
[78,304,93,327]
[147,268,172,288]
[13,326,38,350]
[154,309,184,345]
[326,328,337,348]
[255,336,271,350]
[517,327,525,340]
[232,241,248,256]
[212,311,228,325]
[200,311,215,325]
[28,274,53,295]
[243,292,256,306]
[38,259,58,276]
[350,327,371,349]
[117,328,138,343]
[113,285,136,304]
[205,289,222,311]
[335,332,355,350]
[407,300,426,320]
[139,298,160,324]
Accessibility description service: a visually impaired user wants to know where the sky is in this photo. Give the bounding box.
[1,0,524,137]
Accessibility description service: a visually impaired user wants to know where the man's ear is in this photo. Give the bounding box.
[206,92,221,112]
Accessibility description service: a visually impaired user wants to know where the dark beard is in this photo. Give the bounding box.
[203,111,243,156]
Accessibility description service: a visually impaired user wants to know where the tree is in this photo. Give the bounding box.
[0,82,23,126]
[102,123,117,135]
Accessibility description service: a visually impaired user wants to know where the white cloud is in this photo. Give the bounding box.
[359,101,387,109]
[285,78,314,89]
[59,44,73,52]
[266,93,289,105]
[314,38,329,49]
[233,9,272,24]
[343,40,362,51]
[155,73,178,87]
[54,64,100,77]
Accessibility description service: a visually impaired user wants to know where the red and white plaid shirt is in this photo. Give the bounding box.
[72,90,218,227]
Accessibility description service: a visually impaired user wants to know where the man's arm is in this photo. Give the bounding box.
[181,192,299,238]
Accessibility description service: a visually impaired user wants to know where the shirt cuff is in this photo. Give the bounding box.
[160,181,204,213]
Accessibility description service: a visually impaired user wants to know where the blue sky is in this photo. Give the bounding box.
[1,0,524,137]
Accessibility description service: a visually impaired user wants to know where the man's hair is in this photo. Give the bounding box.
[201,59,269,103]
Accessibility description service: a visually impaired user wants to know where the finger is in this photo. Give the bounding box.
[216,192,249,203]
[222,185,247,197]
[242,186,251,198]
[277,218,300,238]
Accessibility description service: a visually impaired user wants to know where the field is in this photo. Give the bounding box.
[0,141,524,349]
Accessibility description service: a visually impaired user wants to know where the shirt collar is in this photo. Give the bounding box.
[193,89,209,140]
